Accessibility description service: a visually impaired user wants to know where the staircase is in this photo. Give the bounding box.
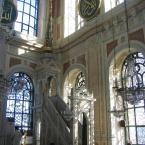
[49,96,72,127]
[40,96,72,145]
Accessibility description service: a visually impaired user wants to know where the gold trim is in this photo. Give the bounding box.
[78,0,102,20]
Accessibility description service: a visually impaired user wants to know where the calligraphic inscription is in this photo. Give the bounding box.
[1,0,17,24]
[79,0,100,19]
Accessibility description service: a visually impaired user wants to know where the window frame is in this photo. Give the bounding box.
[121,52,145,144]
[14,0,39,36]
[6,72,34,131]
[64,0,84,37]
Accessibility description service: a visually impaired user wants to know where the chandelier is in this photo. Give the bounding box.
[117,86,145,105]
[111,0,145,105]
[108,1,145,120]
[107,0,126,117]
[109,106,124,118]
[114,53,145,105]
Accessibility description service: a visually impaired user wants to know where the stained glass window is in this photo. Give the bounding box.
[75,72,85,90]
[14,0,39,36]
[121,52,145,144]
[75,72,86,95]
[6,72,33,131]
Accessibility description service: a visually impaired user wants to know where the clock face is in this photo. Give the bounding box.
[79,0,100,19]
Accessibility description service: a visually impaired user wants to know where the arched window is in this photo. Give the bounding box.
[110,52,145,145]
[14,0,39,36]
[6,72,33,131]
[64,0,84,37]
[63,70,94,145]
[121,52,145,144]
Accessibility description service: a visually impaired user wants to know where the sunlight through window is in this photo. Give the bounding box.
[104,0,124,12]
[64,0,84,37]
[14,0,39,36]
[6,72,33,131]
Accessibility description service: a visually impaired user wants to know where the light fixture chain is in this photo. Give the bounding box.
[124,0,131,52]
[110,0,117,75]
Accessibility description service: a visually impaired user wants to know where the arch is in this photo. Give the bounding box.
[63,63,94,145]
[63,63,87,87]
[108,40,145,68]
[6,65,34,80]
[120,52,145,144]
[6,72,34,131]
[108,41,145,145]
[108,41,145,97]
[6,64,36,92]
[62,63,87,103]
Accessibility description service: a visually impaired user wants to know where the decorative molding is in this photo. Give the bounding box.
[76,54,86,66]
[129,28,145,44]
[29,63,37,70]
[63,61,70,74]
[106,40,118,56]
[9,57,21,68]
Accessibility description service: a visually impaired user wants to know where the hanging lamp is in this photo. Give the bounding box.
[114,0,145,105]
[108,0,124,118]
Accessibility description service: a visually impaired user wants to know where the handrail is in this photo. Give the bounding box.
[41,96,72,145]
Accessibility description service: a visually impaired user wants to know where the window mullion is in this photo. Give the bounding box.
[6,72,33,131]
[15,0,39,36]
[134,106,138,144]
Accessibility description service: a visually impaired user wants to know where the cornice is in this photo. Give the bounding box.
[52,0,145,53]
[1,0,144,55]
